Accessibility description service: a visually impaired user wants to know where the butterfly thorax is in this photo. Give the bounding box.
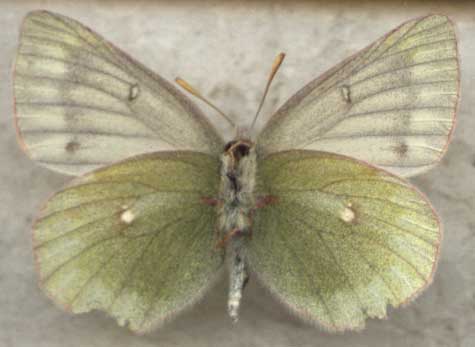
[217,139,256,322]
[218,139,256,233]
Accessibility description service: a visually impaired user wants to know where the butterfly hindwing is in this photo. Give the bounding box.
[247,150,440,331]
[33,151,224,333]
[14,10,223,176]
[257,15,459,177]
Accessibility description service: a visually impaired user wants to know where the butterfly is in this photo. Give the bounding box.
[14,10,459,333]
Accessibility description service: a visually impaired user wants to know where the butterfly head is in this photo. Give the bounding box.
[224,139,254,165]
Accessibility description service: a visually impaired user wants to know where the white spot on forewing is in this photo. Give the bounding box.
[340,204,356,224]
[340,85,352,103]
[120,209,135,224]
[128,84,140,101]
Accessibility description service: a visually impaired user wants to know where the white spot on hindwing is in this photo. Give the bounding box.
[340,202,356,224]
[120,209,135,224]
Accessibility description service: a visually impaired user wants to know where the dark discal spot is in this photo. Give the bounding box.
[65,141,80,153]
[394,142,409,157]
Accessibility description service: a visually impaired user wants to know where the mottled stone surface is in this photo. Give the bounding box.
[1,1,474,346]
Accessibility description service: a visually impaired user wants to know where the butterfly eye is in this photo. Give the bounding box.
[234,144,250,158]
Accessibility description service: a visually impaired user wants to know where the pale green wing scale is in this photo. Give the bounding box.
[14,10,223,176]
[248,150,440,331]
[33,151,224,333]
[257,15,459,177]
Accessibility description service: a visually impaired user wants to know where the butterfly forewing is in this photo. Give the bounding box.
[33,151,224,333]
[248,150,440,331]
[257,15,459,177]
[14,11,223,176]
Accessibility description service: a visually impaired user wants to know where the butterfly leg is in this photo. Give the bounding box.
[201,196,222,206]
[215,228,241,249]
[255,195,278,208]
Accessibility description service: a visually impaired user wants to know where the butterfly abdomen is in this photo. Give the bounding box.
[217,139,257,322]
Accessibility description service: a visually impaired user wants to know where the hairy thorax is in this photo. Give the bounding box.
[218,139,256,237]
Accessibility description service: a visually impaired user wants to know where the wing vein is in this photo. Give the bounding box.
[350,58,457,89]
[402,20,449,40]
[360,210,437,246]
[319,133,447,141]
[290,206,400,303]
[15,101,132,118]
[108,214,206,313]
[69,250,120,305]
[271,209,338,328]
[42,212,204,286]
[30,17,78,36]
[350,231,428,282]
[42,234,132,284]
[328,17,423,93]
[351,80,457,108]
[21,129,158,141]
[18,52,133,86]
[52,13,137,79]
[16,72,128,104]
[294,213,366,316]
[345,105,453,119]
[375,38,455,62]
[138,214,212,329]
[21,34,127,76]
[331,193,428,214]
[281,200,429,283]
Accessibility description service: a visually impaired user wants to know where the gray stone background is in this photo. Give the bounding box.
[0,1,474,346]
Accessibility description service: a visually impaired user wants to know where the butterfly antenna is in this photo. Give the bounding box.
[175,77,236,128]
[250,52,286,130]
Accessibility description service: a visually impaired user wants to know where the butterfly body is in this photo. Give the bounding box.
[217,139,256,321]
